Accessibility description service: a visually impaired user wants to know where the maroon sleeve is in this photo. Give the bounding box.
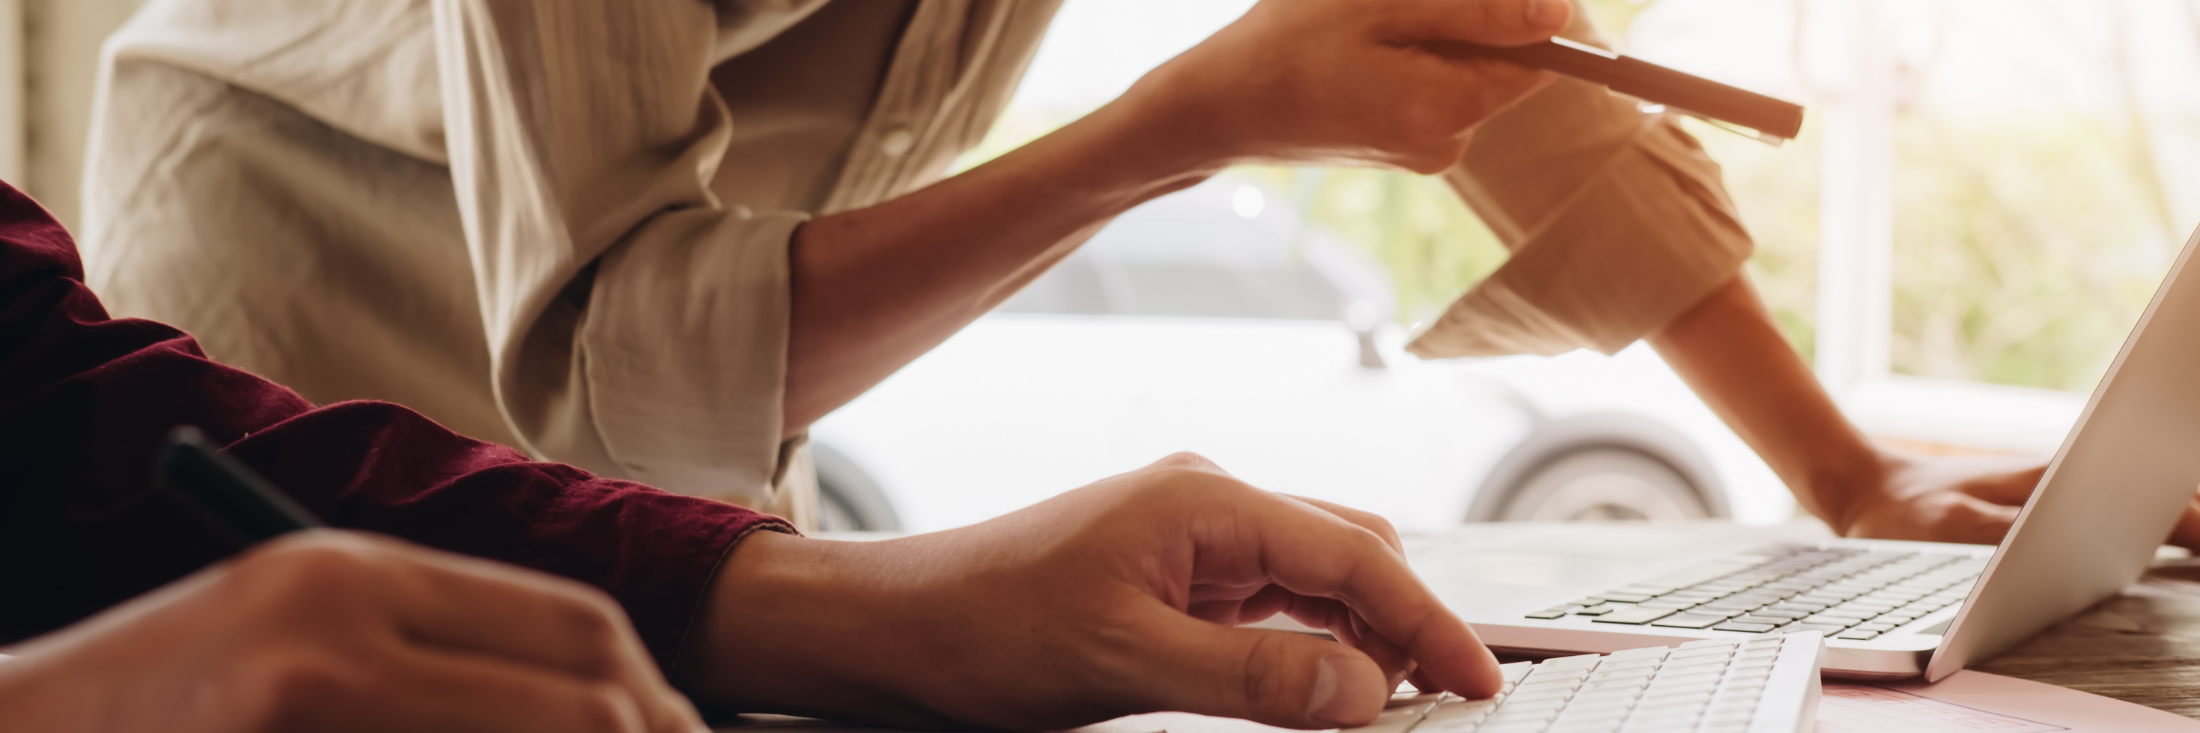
[0,183,791,669]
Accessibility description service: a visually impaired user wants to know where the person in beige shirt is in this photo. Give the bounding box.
[82,0,2085,543]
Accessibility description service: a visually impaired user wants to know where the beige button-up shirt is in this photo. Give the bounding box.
[81,0,1750,530]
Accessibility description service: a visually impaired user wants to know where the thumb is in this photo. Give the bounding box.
[1132,611,1393,729]
[1956,464,2048,506]
[1382,0,1573,48]
[2165,493,2200,550]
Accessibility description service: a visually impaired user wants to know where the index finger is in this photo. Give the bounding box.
[1205,492,1503,698]
[1283,495,1405,555]
[1375,0,1571,48]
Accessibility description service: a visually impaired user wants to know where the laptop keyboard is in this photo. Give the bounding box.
[1349,633,1822,733]
[1522,545,1987,641]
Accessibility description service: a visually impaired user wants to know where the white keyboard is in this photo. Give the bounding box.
[1344,633,1823,733]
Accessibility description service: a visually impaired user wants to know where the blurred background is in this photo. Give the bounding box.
[13,0,2199,533]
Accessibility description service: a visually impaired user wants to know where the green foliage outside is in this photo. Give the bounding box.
[1886,113,2183,391]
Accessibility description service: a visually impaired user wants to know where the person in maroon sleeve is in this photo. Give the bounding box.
[0,181,1492,731]
[0,531,715,733]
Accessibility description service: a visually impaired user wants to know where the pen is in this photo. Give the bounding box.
[1428,36,1806,144]
[157,426,324,548]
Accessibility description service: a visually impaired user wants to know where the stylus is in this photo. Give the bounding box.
[157,425,324,548]
[1428,37,1806,144]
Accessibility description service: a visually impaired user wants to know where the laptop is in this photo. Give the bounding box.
[1412,220,2200,681]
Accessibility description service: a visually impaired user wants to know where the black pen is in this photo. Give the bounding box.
[157,426,324,549]
[1429,37,1806,144]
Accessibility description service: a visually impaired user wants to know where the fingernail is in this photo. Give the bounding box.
[1308,655,1386,726]
[1527,0,1567,30]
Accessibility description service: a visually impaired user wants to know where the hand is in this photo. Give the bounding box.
[1838,452,2200,552]
[1120,0,1570,174]
[680,453,1497,731]
[0,531,705,733]
[1834,452,2047,546]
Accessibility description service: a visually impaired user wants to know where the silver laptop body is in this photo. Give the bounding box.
[1415,221,2200,680]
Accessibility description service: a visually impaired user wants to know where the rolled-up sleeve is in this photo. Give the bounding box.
[432,0,795,499]
[1407,12,1754,359]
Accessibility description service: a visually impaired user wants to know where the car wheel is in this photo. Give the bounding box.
[810,442,904,532]
[1467,412,1729,523]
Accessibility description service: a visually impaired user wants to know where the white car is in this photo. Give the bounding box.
[808,177,1793,533]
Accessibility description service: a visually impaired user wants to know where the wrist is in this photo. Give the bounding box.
[679,531,936,719]
[1033,78,1231,213]
[1803,449,1905,536]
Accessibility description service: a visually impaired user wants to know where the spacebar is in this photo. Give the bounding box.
[1591,606,1677,625]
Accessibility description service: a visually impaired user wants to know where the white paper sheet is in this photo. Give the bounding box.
[1820,670,2200,732]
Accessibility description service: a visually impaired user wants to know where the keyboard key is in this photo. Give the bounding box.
[1606,646,1670,661]
[1574,604,1617,616]
[1651,612,1730,629]
[1507,688,1578,706]
[1591,606,1678,625]
[1599,592,1655,603]
[1419,701,1495,732]
[1388,690,1443,709]
[1524,608,1569,620]
[1713,621,1779,633]
[1780,623,1851,636]
[1766,601,1828,614]
[1737,646,1780,661]
[1541,654,1604,671]
[1340,631,1822,733]
[1354,707,1430,733]
[1838,629,1882,640]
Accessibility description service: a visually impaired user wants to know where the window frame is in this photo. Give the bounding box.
[1811,0,2087,455]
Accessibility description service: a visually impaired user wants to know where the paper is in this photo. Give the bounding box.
[1820,670,2200,732]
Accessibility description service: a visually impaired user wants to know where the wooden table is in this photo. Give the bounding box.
[1973,559,2200,717]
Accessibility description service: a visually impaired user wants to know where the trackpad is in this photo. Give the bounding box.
[1410,524,1789,618]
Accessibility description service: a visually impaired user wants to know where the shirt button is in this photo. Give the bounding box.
[879,125,916,158]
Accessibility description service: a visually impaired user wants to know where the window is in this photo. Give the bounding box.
[964,0,2200,454]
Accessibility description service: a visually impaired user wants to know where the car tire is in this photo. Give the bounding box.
[1466,412,1729,523]
[810,442,905,532]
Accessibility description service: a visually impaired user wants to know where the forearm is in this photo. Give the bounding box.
[1646,276,1884,528]
[783,96,1221,432]
[780,0,1568,432]
[0,656,94,732]
[675,531,959,725]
